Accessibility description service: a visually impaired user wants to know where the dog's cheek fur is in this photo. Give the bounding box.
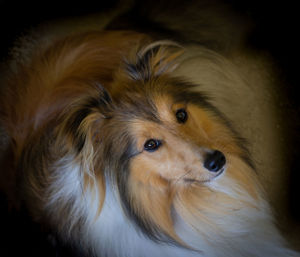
[126,171,181,244]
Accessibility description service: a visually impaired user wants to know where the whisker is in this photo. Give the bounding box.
[174,169,193,185]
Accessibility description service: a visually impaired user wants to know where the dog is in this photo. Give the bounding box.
[0,27,298,257]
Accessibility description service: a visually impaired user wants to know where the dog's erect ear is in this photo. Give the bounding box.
[124,41,184,82]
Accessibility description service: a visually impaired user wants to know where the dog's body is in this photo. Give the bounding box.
[0,2,299,256]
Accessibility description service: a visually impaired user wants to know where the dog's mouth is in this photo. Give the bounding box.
[183,167,225,184]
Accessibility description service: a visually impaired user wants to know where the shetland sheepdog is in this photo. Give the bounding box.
[0,30,298,257]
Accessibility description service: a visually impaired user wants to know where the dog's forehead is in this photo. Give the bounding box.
[115,86,180,123]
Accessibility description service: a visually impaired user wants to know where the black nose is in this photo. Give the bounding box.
[204,150,226,172]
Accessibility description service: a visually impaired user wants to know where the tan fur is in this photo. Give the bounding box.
[128,94,261,244]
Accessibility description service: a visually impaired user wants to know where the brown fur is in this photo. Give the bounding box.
[1,31,147,205]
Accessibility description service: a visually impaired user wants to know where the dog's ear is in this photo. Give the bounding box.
[57,83,112,154]
[54,84,111,216]
[124,41,184,82]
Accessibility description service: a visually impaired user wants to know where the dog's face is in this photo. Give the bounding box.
[96,76,246,189]
[129,97,228,186]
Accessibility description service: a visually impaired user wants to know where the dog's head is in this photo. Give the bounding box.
[55,39,261,246]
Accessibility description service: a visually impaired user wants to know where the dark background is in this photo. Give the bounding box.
[0,0,299,256]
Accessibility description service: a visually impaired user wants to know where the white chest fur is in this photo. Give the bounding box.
[45,163,297,257]
[82,181,295,257]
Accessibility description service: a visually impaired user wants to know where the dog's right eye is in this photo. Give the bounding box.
[144,139,162,152]
[176,108,188,123]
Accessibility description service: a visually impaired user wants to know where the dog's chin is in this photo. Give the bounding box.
[184,167,225,184]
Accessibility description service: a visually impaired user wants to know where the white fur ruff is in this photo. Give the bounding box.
[44,160,297,257]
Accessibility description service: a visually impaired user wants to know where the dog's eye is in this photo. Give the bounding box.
[176,109,188,123]
[144,139,162,152]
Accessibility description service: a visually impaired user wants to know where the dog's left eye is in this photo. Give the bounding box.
[144,139,162,152]
[176,109,188,123]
